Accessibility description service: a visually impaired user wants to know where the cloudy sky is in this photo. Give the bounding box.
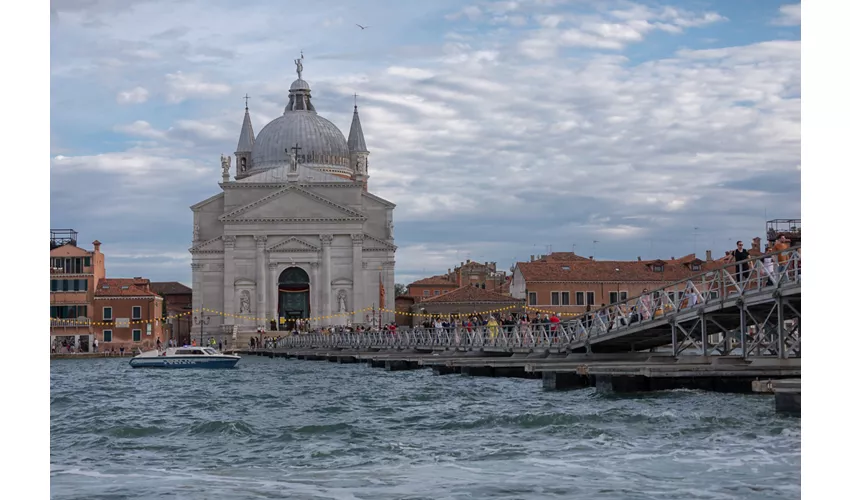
[49,0,801,286]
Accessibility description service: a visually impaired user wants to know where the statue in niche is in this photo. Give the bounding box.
[337,289,348,314]
[193,224,200,241]
[387,221,394,239]
[239,290,251,313]
[355,156,364,174]
[289,149,298,173]
[221,154,231,176]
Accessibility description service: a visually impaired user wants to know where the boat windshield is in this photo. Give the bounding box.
[175,349,206,355]
[203,348,217,355]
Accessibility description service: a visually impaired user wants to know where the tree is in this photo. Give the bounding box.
[395,283,408,296]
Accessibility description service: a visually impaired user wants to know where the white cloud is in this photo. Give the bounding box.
[50,0,799,285]
[116,86,149,104]
[165,72,231,103]
[773,4,801,26]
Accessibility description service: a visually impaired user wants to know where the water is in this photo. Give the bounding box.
[51,356,801,499]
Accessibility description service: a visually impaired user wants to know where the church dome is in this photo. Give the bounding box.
[248,75,352,177]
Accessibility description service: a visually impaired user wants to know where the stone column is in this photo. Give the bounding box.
[268,262,277,328]
[310,261,320,326]
[190,262,204,340]
[223,236,237,326]
[384,259,396,324]
[351,234,364,324]
[320,234,333,325]
[254,236,267,327]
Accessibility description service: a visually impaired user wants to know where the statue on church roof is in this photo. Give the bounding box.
[294,51,304,79]
[221,154,231,176]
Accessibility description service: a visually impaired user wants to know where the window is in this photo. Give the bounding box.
[103,307,113,320]
[576,292,585,306]
[51,280,57,292]
[619,291,628,302]
[587,292,595,306]
[423,290,430,297]
[709,291,719,300]
[528,292,537,306]
[103,330,112,342]
[434,290,441,296]
[561,292,570,305]
[132,306,142,319]
[561,266,571,271]
[609,291,618,304]
[443,290,449,294]
[551,292,560,306]
[691,264,701,272]
[653,264,664,272]
[50,305,87,319]
[84,256,91,267]
[132,329,142,342]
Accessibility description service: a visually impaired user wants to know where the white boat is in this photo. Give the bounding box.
[128,346,240,369]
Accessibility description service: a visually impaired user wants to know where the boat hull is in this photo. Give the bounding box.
[129,356,240,369]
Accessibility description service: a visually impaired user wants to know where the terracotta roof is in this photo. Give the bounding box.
[421,284,524,304]
[50,244,92,257]
[537,252,592,262]
[409,275,458,286]
[516,258,707,283]
[95,278,160,297]
[150,281,192,295]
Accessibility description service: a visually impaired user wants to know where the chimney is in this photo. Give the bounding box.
[92,240,101,252]
[706,250,712,261]
[466,259,470,264]
[589,256,594,261]
[530,255,535,262]
[456,269,461,286]
[637,256,641,261]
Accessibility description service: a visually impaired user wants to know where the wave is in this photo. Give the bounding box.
[293,423,353,435]
[187,420,256,437]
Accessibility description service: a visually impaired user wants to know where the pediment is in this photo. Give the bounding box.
[267,237,320,253]
[189,236,224,254]
[363,234,397,252]
[219,185,367,223]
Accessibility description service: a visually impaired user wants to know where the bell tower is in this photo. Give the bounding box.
[234,94,255,180]
[347,95,369,187]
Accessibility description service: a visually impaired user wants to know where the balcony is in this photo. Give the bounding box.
[51,267,93,275]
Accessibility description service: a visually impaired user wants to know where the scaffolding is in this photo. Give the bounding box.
[50,229,78,249]
[766,219,801,246]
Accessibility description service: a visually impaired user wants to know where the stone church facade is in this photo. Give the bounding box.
[189,57,396,337]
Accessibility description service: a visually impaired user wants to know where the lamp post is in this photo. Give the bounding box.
[194,309,211,346]
[615,267,621,302]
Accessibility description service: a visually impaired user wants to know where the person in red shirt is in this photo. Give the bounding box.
[549,313,561,342]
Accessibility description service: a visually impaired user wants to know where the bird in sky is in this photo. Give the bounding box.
[355,23,369,29]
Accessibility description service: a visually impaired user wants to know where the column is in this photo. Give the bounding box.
[191,262,204,341]
[310,261,320,326]
[351,234,364,323]
[268,262,277,328]
[254,236,267,327]
[320,234,333,326]
[223,236,237,326]
[385,259,396,324]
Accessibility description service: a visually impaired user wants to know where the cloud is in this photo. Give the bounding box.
[165,71,231,103]
[773,4,801,26]
[50,0,800,286]
[116,86,149,104]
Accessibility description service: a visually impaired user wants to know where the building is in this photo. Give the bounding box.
[394,295,416,327]
[150,282,193,345]
[415,284,525,318]
[190,56,396,339]
[509,250,723,315]
[49,229,106,350]
[94,278,164,350]
[407,260,509,301]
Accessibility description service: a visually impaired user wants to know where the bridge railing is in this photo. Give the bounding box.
[282,246,800,351]
[560,246,801,346]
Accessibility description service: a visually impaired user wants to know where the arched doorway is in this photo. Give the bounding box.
[278,266,310,330]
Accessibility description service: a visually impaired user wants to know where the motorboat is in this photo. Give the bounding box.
[128,346,240,369]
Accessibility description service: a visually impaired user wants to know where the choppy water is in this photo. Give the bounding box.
[51,356,800,499]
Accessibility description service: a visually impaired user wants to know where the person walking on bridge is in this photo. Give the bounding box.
[732,240,752,284]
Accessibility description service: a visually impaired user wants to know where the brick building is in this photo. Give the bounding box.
[414,284,525,318]
[150,281,193,345]
[50,229,106,350]
[407,260,509,301]
[94,278,164,350]
[509,250,722,315]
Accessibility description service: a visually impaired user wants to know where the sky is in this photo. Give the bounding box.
[49,0,801,287]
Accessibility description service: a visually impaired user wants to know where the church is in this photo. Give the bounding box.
[189,56,396,337]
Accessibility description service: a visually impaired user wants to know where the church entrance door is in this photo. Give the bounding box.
[278,267,310,330]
